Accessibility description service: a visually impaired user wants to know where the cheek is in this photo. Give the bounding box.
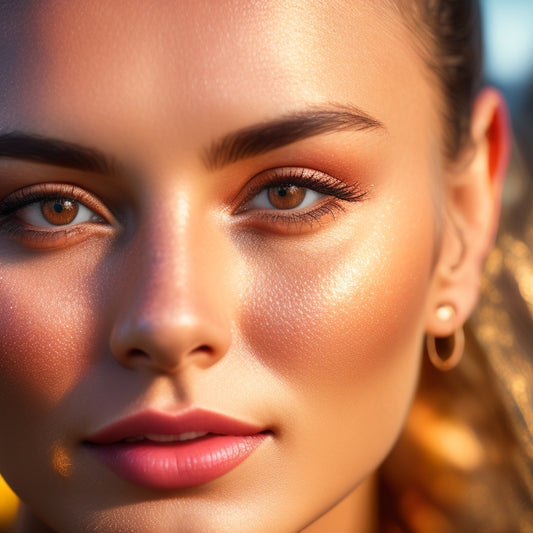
[237,201,436,489]
[0,250,105,411]
[239,224,432,387]
[0,245,114,509]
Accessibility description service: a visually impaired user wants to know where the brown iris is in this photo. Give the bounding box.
[268,185,306,210]
[41,198,79,225]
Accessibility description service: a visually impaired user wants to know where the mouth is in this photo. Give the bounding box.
[121,431,210,443]
[85,408,270,490]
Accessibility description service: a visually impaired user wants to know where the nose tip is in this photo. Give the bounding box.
[110,309,232,374]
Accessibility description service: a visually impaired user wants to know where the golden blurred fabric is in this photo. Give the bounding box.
[0,475,18,533]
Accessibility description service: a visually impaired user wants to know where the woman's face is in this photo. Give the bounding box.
[0,2,446,532]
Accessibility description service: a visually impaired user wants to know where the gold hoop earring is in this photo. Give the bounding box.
[426,305,464,371]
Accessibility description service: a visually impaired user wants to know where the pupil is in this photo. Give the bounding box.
[268,184,305,210]
[53,202,64,213]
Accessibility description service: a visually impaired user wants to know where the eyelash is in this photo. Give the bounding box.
[0,168,365,248]
[0,183,113,249]
[236,167,366,230]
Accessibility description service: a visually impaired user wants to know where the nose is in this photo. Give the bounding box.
[109,206,233,374]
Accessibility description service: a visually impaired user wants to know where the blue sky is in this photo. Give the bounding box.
[483,0,533,87]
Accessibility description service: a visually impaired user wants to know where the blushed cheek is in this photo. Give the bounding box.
[0,267,101,411]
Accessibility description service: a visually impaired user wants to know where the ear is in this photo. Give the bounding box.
[426,88,510,337]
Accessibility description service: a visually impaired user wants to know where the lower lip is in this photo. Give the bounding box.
[87,434,268,490]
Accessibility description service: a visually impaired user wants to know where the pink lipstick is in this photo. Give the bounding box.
[85,408,269,490]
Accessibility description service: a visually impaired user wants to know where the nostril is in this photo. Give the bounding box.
[129,348,149,358]
[192,344,214,355]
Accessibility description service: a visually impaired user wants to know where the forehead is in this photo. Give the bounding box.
[0,1,435,157]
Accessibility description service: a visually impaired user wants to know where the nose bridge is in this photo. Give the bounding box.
[110,190,233,372]
[138,193,212,309]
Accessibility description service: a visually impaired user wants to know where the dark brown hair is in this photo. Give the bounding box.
[396,0,483,160]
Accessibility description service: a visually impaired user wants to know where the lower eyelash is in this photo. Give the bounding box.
[1,218,81,244]
[252,200,347,230]
[0,218,112,250]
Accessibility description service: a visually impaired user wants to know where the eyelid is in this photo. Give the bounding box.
[234,166,366,215]
[0,182,116,226]
[0,182,118,249]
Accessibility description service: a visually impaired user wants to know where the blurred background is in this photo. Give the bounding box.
[483,0,533,174]
[484,0,533,106]
[1,1,532,531]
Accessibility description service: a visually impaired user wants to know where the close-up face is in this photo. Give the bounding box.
[0,1,476,532]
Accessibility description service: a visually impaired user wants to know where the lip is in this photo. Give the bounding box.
[85,408,269,490]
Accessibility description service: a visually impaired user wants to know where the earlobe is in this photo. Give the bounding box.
[426,88,510,337]
[426,304,465,371]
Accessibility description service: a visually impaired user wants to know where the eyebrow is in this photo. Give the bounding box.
[0,132,117,175]
[0,106,384,175]
[204,105,385,170]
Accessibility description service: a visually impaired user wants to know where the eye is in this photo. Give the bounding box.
[248,184,325,211]
[18,197,103,228]
[235,167,367,234]
[0,183,116,250]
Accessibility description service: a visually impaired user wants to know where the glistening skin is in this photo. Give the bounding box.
[0,2,507,532]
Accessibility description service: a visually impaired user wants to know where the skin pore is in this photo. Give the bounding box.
[0,2,506,532]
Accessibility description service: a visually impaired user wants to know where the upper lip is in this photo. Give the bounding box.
[86,408,264,444]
